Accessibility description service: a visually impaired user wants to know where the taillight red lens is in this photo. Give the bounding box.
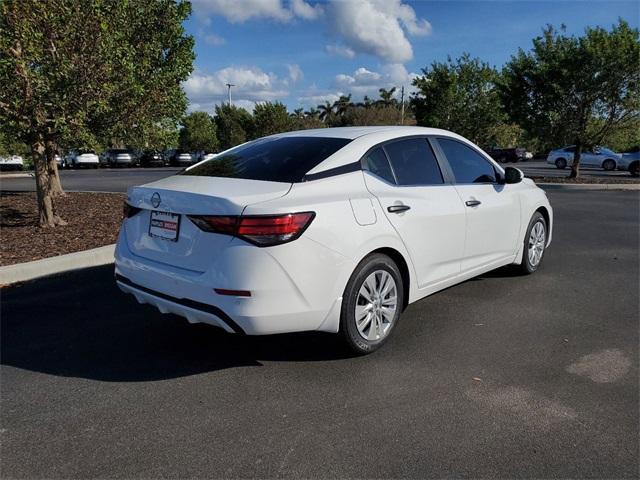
[189,215,237,235]
[187,212,315,247]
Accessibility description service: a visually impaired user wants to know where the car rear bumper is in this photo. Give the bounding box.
[114,227,349,335]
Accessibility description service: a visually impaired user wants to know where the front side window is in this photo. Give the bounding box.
[182,136,352,183]
[437,138,497,184]
[384,138,444,186]
[362,147,395,184]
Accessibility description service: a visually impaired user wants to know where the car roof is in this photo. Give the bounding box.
[277,126,501,175]
[272,126,457,140]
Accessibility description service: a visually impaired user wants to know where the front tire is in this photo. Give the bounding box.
[602,159,616,171]
[517,212,547,275]
[555,158,567,169]
[629,161,639,177]
[340,254,404,355]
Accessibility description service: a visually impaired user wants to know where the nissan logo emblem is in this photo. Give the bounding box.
[151,192,161,208]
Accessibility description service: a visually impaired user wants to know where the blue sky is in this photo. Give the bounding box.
[183,0,639,112]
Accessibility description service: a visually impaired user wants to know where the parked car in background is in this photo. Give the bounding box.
[116,126,552,354]
[54,154,63,168]
[488,147,527,163]
[139,150,166,168]
[65,150,100,168]
[169,150,194,167]
[105,149,137,167]
[619,151,640,177]
[0,155,24,171]
[547,146,622,170]
[198,152,218,162]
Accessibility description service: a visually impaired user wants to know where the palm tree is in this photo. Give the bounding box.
[377,87,397,107]
[317,101,334,122]
[290,108,305,119]
[304,107,320,118]
[333,94,353,116]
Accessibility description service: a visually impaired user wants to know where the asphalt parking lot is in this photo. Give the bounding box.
[0,161,636,194]
[1,189,638,478]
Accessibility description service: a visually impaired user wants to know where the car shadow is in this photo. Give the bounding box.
[0,265,354,382]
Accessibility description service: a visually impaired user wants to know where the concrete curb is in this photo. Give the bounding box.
[0,244,115,285]
[537,183,640,190]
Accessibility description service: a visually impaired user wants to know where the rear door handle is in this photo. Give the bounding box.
[465,200,481,207]
[387,204,411,213]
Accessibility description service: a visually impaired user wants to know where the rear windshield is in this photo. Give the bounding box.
[182,136,351,183]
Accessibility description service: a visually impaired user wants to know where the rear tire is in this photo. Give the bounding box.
[517,212,547,275]
[340,254,404,355]
[555,158,567,169]
[602,159,616,171]
[629,161,639,177]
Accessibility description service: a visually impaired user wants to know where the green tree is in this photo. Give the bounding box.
[252,102,294,138]
[317,101,334,122]
[333,94,353,117]
[377,87,397,107]
[0,0,194,226]
[179,111,218,152]
[214,104,254,150]
[500,21,640,177]
[411,54,505,147]
[128,119,179,152]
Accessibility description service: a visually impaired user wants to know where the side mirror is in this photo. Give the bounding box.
[504,166,523,184]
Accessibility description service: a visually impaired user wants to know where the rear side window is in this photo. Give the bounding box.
[363,147,395,184]
[384,138,444,186]
[438,138,497,184]
[182,136,351,183]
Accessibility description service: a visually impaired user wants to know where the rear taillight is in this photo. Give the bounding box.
[123,202,142,218]
[188,212,315,247]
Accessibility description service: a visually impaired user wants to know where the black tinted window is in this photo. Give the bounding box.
[183,136,351,183]
[438,138,497,184]
[384,138,443,185]
[363,147,395,184]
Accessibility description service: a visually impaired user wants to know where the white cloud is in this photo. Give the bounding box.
[203,33,226,46]
[291,0,323,20]
[184,67,290,112]
[297,92,343,108]
[286,64,303,84]
[333,64,419,98]
[192,0,322,23]
[327,0,431,63]
[325,44,356,59]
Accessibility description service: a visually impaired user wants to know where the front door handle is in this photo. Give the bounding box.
[387,204,411,213]
[465,200,481,207]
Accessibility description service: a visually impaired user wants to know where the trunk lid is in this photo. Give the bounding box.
[124,175,291,271]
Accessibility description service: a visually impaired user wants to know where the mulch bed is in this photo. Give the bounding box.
[530,175,639,184]
[1,191,125,267]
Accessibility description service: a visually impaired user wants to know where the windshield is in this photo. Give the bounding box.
[182,136,352,183]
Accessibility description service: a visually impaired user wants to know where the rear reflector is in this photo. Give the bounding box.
[188,212,315,247]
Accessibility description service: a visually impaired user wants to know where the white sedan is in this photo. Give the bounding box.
[546,146,622,170]
[116,127,552,354]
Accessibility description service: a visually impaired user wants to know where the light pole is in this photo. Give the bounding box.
[400,85,405,125]
[225,83,235,106]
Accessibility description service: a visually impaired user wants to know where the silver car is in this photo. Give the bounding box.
[547,146,622,171]
[618,151,639,177]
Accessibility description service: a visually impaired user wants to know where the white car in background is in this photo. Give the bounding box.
[66,150,100,168]
[105,149,136,167]
[116,126,552,354]
[547,146,622,171]
[0,155,24,171]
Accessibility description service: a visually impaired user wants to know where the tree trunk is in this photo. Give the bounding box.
[45,139,65,197]
[569,143,582,178]
[32,139,67,227]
